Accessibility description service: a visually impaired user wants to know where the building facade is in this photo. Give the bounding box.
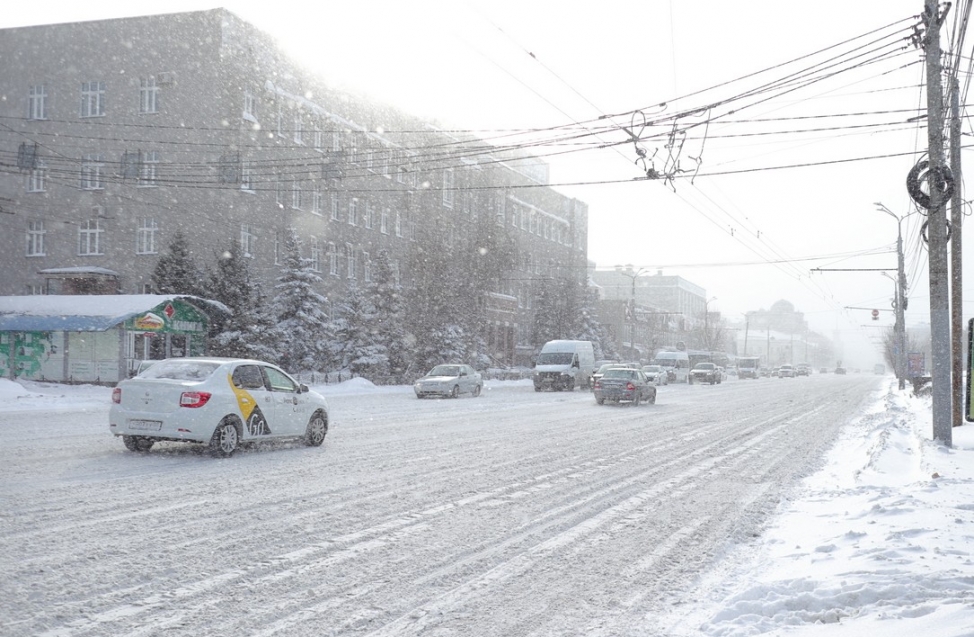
[0,9,588,367]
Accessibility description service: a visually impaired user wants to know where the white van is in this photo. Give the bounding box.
[653,350,690,383]
[532,340,596,391]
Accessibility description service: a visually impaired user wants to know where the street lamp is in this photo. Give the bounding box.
[615,264,649,360]
[873,202,912,390]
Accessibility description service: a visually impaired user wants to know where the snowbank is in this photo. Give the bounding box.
[675,383,974,636]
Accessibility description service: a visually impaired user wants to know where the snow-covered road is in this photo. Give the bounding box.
[0,374,882,636]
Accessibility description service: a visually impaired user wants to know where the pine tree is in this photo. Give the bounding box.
[333,281,387,378]
[271,229,331,373]
[151,230,206,296]
[369,250,410,383]
[207,239,261,359]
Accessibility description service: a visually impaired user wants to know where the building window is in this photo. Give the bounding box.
[310,237,320,272]
[274,232,282,265]
[346,243,356,279]
[136,218,158,254]
[313,124,324,152]
[26,220,45,257]
[138,151,159,186]
[328,242,338,276]
[240,224,255,257]
[364,202,373,229]
[291,181,302,210]
[311,186,322,215]
[348,199,357,226]
[442,168,454,208]
[330,192,340,221]
[28,84,47,120]
[78,218,104,255]
[363,252,371,283]
[80,154,104,190]
[391,260,401,285]
[381,208,389,234]
[140,77,159,114]
[243,91,258,122]
[293,111,304,144]
[27,161,47,192]
[241,161,253,191]
[395,211,402,237]
[276,174,285,206]
[80,81,105,117]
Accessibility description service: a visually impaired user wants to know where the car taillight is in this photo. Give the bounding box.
[179,391,212,408]
[626,382,636,391]
[594,381,601,389]
[112,387,121,404]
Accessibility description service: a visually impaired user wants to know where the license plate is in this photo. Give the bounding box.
[128,419,162,431]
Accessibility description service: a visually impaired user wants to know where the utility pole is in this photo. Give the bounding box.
[923,0,952,445]
[876,203,910,391]
[950,75,964,426]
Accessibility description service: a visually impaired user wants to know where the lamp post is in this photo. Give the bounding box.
[874,202,911,390]
[615,264,648,360]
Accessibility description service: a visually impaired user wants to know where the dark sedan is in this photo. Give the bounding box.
[689,362,722,385]
[594,368,657,406]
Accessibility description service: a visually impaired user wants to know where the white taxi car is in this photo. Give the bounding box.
[110,357,329,457]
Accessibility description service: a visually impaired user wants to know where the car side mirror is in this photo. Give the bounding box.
[299,384,308,393]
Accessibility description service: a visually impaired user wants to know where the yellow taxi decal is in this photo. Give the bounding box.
[227,373,257,420]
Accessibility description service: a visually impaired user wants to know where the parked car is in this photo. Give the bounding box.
[415,364,483,398]
[689,362,722,385]
[835,367,848,375]
[759,367,772,378]
[110,357,329,457]
[641,364,669,386]
[594,368,657,405]
[795,363,811,376]
[778,364,796,378]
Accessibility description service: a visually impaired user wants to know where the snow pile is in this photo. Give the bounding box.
[678,385,974,636]
[0,378,110,409]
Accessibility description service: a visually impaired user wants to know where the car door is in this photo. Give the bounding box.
[230,364,274,439]
[260,365,306,435]
[460,365,475,394]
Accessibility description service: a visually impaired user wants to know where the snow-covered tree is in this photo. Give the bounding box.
[151,230,206,296]
[368,250,410,383]
[206,239,264,359]
[270,229,331,373]
[333,281,387,378]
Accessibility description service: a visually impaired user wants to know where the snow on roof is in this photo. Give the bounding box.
[0,294,229,332]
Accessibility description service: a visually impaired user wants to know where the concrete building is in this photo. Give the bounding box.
[590,267,709,359]
[0,9,588,367]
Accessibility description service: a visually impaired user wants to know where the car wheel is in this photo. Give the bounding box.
[209,419,240,458]
[632,394,641,407]
[566,378,575,391]
[689,377,694,385]
[596,397,605,405]
[451,385,460,399]
[122,435,154,452]
[473,384,482,397]
[534,385,542,392]
[648,390,657,404]
[304,411,328,447]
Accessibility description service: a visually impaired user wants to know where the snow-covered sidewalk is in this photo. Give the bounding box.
[666,382,974,636]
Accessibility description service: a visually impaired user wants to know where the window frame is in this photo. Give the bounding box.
[80,81,105,118]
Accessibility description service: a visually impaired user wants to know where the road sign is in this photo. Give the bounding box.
[872,309,880,320]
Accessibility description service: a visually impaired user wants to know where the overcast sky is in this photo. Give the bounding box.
[4,0,966,366]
